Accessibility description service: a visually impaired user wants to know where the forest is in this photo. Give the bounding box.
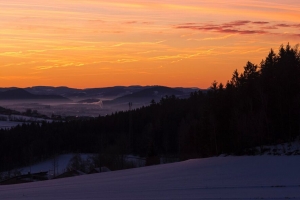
[0,44,299,172]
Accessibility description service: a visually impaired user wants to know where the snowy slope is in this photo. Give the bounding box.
[0,156,299,199]
[19,154,81,175]
[0,121,22,129]
[255,141,300,155]
[15,154,143,176]
[0,114,53,129]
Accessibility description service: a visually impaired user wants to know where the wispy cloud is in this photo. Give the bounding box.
[200,34,236,41]
[175,21,266,35]
[0,75,41,80]
[175,20,300,37]
[252,21,269,25]
[275,23,300,28]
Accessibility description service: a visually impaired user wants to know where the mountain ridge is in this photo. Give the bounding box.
[0,88,70,101]
[0,86,200,101]
[108,86,184,104]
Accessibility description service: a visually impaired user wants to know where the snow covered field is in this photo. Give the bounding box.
[12,154,143,177]
[0,156,299,199]
[0,121,23,129]
[0,114,53,129]
[17,154,89,177]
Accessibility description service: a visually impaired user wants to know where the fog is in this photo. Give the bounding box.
[0,99,149,118]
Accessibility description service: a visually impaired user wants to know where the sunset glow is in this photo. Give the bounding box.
[1,0,300,88]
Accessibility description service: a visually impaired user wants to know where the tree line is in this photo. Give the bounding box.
[0,44,299,172]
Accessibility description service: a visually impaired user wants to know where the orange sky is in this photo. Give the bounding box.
[1,0,300,89]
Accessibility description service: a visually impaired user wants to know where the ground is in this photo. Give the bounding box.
[0,156,299,199]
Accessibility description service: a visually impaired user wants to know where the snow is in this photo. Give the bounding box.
[124,155,146,167]
[8,115,53,123]
[256,141,300,155]
[17,154,92,176]
[0,121,23,129]
[1,156,300,199]
[0,114,53,129]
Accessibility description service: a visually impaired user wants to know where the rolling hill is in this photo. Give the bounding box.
[24,86,148,100]
[106,86,184,104]
[0,89,70,101]
[0,156,299,199]
[0,86,200,102]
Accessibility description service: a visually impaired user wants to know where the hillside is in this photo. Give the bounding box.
[0,89,70,101]
[0,86,198,102]
[0,106,20,115]
[106,86,184,104]
[24,86,149,100]
[21,86,196,100]
[0,156,299,199]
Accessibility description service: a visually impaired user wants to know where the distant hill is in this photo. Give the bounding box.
[107,86,184,104]
[24,86,149,100]
[0,106,21,115]
[0,88,70,101]
[25,86,81,97]
[0,86,200,101]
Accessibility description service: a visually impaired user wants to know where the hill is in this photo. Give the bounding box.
[0,89,70,101]
[0,106,20,115]
[24,86,149,100]
[0,156,299,199]
[106,86,184,104]
[0,86,199,101]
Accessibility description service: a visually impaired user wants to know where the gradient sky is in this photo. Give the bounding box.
[1,0,300,89]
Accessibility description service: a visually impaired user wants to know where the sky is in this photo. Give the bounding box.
[1,0,300,89]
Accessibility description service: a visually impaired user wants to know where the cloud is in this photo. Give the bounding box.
[121,21,153,25]
[136,50,157,54]
[0,75,41,80]
[200,34,235,41]
[87,19,105,24]
[123,21,138,24]
[219,29,266,34]
[276,23,291,27]
[115,58,138,63]
[175,23,266,35]
[175,20,300,36]
[252,21,269,25]
[224,20,251,26]
[262,26,278,30]
[275,23,300,28]
[150,48,214,63]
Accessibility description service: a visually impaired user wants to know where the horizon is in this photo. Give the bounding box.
[0,84,202,90]
[1,0,300,88]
